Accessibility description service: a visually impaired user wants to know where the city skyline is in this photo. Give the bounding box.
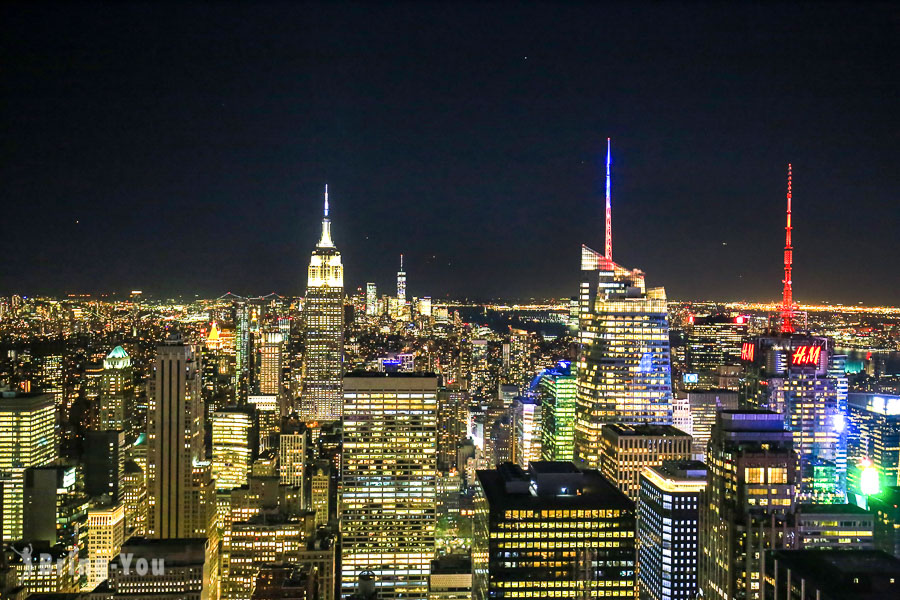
[2,3,899,303]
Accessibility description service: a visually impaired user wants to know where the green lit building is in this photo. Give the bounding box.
[536,361,576,462]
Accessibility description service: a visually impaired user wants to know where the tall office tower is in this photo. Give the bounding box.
[684,314,748,386]
[86,503,126,590]
[108,538,216,599]
[234,300,251,401]
[741,335,846,502]
[310,460,331,527]
[847,393,900,498]
[700,410,798,600]
[257,330,284,397]
[417,296,432,317]
[34,353,64,409]
[342,374,438,600]
[365,282,378,316]
[301,186,344,422]
[226,512,315,599]
[511,396,542,468]
[97,345,134,434]
[684,389,739,458]
[23,464,89,548]
[869,487,900,558]
[250,394,281,452]
[0,391,56,541]
[764,549,900,600]
[84,429,126,501]
[536,360,576,462]
[213,407,258,491]
[397,254,407,300]
[279,428,308,497]
[503,328,533,390]
[147,333,212,539]
[437,386,469,472]
[575,259,673,468]
[638,460,707,600]
[599,424,692,502]
[469,339,493,400]
[473,461,637,600]
[122,460,147,536]
[793,503,875,549]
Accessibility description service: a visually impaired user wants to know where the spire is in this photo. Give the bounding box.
[605,137,612,261]
[317,184,334,248]
[781,164,794,334]
[400,254,404,270]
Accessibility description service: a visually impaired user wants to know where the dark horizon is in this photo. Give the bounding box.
[2,2,898,304]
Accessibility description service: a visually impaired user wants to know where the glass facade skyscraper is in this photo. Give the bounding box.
[576,253,673,468]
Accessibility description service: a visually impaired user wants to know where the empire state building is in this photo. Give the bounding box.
[301,185,344,421]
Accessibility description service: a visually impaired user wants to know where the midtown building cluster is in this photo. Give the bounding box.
[1,174,900,600]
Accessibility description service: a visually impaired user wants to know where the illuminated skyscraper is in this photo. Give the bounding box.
[700,410,798,600]
[86,502,126,590]
[536,361,576,462]
[638,460,706,600]
[473,461,637,600]
[0,391,56,541]
[257,330,284,397]
[365,282,377,316]
[600,424,692,502]
[741,334,847,502]
[301,186,344,422]
[575,142,672,468]
[685,314,748,386]
[847,393,900,497]
[147,333,213,539]
[341,374,438,599]
[397,254,406,300]
[234,300,251,401]
[575,260,673,467]
[511,396,542,469]
[98,345,134,434]
[212,407,257,491]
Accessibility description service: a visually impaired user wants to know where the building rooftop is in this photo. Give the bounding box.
[477,461,633,512]
[796,503,872,515]
[768,550,900,599]
[653,460,708,480]
[115,537,207,566]
[603,423,690,438]
[431,554,471,575]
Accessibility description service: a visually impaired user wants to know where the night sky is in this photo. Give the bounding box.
[2,2,898,303]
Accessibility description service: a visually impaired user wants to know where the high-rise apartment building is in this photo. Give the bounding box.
[700,410,798,600]
[0,391,56,541]
[600,424,692,502]
[638,460,706,600]
[301,186,344,422]
[341,374,438,599]
[147,333,213,539]
[473,461,637,600]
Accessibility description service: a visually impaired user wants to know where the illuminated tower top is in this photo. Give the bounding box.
[317,184,334,248]
[781,164,794,334]
[397,254,407,299]
[605,138,612,260]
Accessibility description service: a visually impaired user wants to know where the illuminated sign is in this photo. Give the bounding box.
[735,315,747,325]
[858,459,881,496]
[740,342,755,361]
[791,345,822,366]
[683,373,699,384]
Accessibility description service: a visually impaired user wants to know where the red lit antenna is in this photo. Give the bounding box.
[781,164,794,333]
